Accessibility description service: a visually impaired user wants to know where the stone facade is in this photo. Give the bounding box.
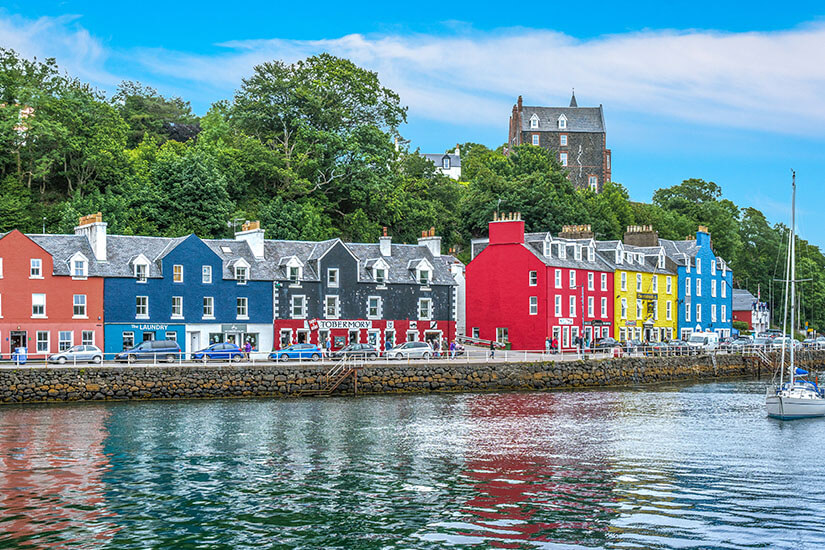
[2,352,822,404]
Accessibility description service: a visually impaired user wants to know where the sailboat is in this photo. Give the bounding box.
[765,172,825,420]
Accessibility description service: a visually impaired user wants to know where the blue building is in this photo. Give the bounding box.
[661,226,733,340]
[102,232,274,356]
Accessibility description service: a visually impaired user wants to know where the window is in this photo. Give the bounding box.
[496,327,509,343]
[59,331,72,351]
[529,296,538,315]
[36,331,49,353]
[621,272,627,291]
[442,157,451,169]
[375,268,386,284]
[172,296,183,318]
[555,295,562,316]
[569,295,576,317]
[711,279,717,297]
[588,296,594,317]
[291,295,306,318]
[543,241,551,257]
[532,134,539,146]
[73,294,86,317]
[558,243,566,259]
[325,295,339,318]
[289,266,300,284]
[0,257,3,277]
[237,297,248,319]
[81,331,94,346]
[574,246,582,261]
[30,259,42,278]
[236,266,248,284]
[123,332,135,349]
[72,259,86,278]
[560,152,568,166]
[636,299,642,319]
[529,271,538,286]
[666,276,672,294]
[203,296,214,318]
[165,331,177,342]
[589,176,598,191]
[686,304,692,322]
[368,297,381,319]
[173,265,183,283]
[636,273,642,292]
[472,327,480,339]
[569,270,576,289]
[530,114,539,129]
[652,275,658,292]
[588,272,594,290]
[32,293,46,317]
[601,273,607,291]
[696,258,702,275]
[136,296,148,318]
[721,305,727,322]
[558,114,567,129]
[653,300,659,320]
[588,247,595,262]
[711,261,716,276]
[686,277,691,297]
[712,304,717,322]
[555,269,562,289]
[135,263,147,283]
[202,265,212,284]
[696,303,702,322]
[696,278,701,297]
[621,298,627,319]
[327,268,339,288]
[686,260,691,274]
[722,282,726,298]
[601,297,607,318]
[419,269,431,286]
[418,298,432,320]
[560,134,567,146]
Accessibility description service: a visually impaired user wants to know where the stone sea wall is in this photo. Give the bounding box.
[1,352,824,404]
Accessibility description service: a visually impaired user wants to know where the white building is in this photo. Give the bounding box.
[422,145,462,180]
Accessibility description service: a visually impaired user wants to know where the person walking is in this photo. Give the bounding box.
[489,340,495,360]
[551,337,559,354]
[243,340,252,360]
[449,340,457,359]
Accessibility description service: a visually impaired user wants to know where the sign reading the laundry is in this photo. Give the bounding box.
[131,324,169,331]
[314,320,373,330]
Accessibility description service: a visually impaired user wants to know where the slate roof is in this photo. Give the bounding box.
[732,289,757,311]
[348,243,455,286]
[521,105,605,133]
[422,153,461,168]
[659,238,700,266]
[28,234,105,277]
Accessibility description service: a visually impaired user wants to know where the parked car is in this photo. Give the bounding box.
[592,337,620,351]
[331,343,379,360]
[724,336,753,352]
[623,339,643,353]
[748,337,771,349]
[687,332,720,352]
[386,341,433,360]
[48,345,103,364]
[191,342,244,362]
[770,337,799,351]
[269,344,322,362]
[115,340,181,363]
[667,340,691,355]
[816,337,825,350]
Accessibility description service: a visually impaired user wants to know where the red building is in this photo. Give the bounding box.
[466,216,614,351]
[0,229,104,359]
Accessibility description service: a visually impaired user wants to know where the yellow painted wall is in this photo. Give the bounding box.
[613,270,678,342]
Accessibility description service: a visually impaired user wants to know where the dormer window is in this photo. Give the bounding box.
[375,268,386,284]
[616,250,622,264]
[530,113,539,129]
[135,264,147,283]
[558,243,566,259]
[69,252,89,278]
[289,266,300,283]
[543,241,551,257]
[574,246,582,261]
[442,157,451,170]
[658,254,665,269]
[587,246,595,262]
[236,266,248,284]
[558,114,567,129]
[419,269,431,286]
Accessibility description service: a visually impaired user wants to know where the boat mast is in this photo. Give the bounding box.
[790,171,796,385]
[779,183,792,389]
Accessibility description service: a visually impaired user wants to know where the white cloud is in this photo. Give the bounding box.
[2,12,825,136]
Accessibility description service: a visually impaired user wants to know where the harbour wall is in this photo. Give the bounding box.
[1,352,824,404]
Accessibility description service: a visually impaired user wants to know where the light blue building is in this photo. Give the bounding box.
[661,227,734,340]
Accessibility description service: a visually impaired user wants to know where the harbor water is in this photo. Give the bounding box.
[1,379,824,549]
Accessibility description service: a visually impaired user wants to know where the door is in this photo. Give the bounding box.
[143,332,155,342]
[10,331,26,352]
[348,330,359,344]
[189,332,201,357]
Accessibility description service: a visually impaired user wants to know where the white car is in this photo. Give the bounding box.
[386,342,433,360]
[48,345,104,364]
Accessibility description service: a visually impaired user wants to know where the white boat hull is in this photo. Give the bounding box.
[766,394,825,420]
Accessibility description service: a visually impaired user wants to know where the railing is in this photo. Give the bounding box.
[0,344,821,368]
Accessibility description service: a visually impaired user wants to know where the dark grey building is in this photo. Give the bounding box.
[508,93,611,192]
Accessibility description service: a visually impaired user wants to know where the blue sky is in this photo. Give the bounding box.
[3,2,824,247]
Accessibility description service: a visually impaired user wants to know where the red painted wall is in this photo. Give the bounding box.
[0,230,103,357]
[732,310,752,329]
[273,319,456,352]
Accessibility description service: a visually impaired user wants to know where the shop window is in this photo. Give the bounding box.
[123,332,135,349]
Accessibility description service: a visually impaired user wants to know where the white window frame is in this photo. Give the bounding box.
[529,271,538,286]
[601,273,608,291]
[636,273,642,292]
[588,272,594,291]
[621,298,627,319]
[721,305,727,323]
[237,297,249,320]
[235,265,248,285]
[666,276,672,294]
[36,330,49,354]
[686,303,692,322]
[569,295,576,317]
[72,294,87,318]
[291,295,306,319]
[532,134,539,146]
[711,304,717,322]
[696,278,702,297]
[711,279,717,297]
[722,281,727,298]
[587,296,594,317]
[173,264,183,283]
[418,268,431,286]
[587,247,595,262]
[686,277,691,297]
[555,269,562,289]
[560,152,568,166]
[59,331,73,351]
[711,261,716,276]
[32,293,46,318]
[569,270,576,289]
[325,295,340,319]
[589,176,598,191]
[375,268,386,285]
[135,262,148,283]
[555,295,562,316]
[81,330,94,346]
[621,272,627,292]
[172,296,183,319]
[560,134,567,146]
[367,296,382,319]
[558,114,567,129]
[327,268,339,288]
[30,258,43,279]
[530,113,539,129]
[136,296,149,319]
[652,275,658,293]
[601,297,607,318]
[697,303,702,322]
[696,258,702,275]
[666,301,672,321]
[529,296,538,315]
[418,298,432,321]
[636,299,642,319]
[203,296,214,319]
[202,265,212,284]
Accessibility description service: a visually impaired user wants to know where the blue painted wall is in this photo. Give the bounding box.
[103,235,273,354]
[677,231,733,337]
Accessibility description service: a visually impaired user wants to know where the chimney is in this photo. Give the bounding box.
[235,220,265,259]
[517,95,523,111]
[696,225,711,247]
[623,224,659,247]
[489,212,525,245]
[454,144,460,157]
[558,224,594,240]
[74,212,107,261]
[379,226,392,257]
[418,227,442,257]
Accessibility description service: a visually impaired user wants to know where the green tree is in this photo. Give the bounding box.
[113,81,200,147]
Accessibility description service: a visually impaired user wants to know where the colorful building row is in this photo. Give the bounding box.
[0,215,460,358]
[466,215,733,351]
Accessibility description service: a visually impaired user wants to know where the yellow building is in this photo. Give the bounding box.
[597,235,678,343]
